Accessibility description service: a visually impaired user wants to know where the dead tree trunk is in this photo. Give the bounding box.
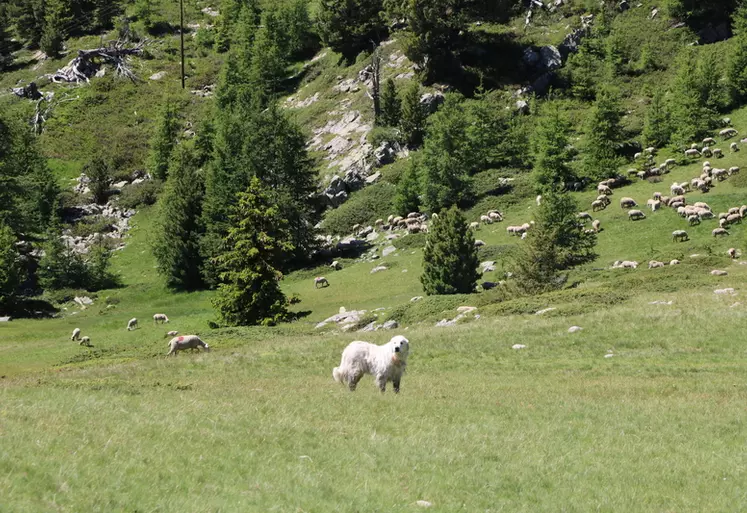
[48,40,146,84]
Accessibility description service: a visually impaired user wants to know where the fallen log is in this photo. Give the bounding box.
[48,40,146,84]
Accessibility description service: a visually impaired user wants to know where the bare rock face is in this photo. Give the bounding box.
[419,92,445,114]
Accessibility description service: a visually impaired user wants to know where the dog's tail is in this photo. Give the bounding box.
[332,366,343,383]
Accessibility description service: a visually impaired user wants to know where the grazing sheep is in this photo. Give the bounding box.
[648,260,665,269]
[702,146,713,157]
[670,259,681,265]
[577,212,593,222]
[688,215,700,226]
[729,166,740,175]
[387,215,394,224]
[703,137,716,146]
[71,328,81,341]
[165,330,179,338]
[620,197,637,208]
[469,221,479,230]
[713,228,730,237]
[646,199,661,211]
[488,212,502,221]
[153,313,169,325]
[474,240,486,247]
[731,142,739,152]
[645,146,656,154]
[536,195,542,206]
[665,158,676,168]
[330,261,342,270]
[592,200,606,212]
[333,335,410,393]
[672,230,689,242]
[407,212,420,219]
[727,213,742,225]
[167,335,210,356]
[628,209,646,221]
[729,207,740,215]
[670,184,685,196]
[740,205,747,217]
[670,201,685,209]
[728,248,738,259]
[596,194,611,206]
[597,184,613,196]
[693,202,710,210]
[592,219,601,232]
[720,128,738,138]
[79,336,92,347]
[685,148,701,158]
[480,215,493,225]
[713,148,724,158]
[653,192,662,200]
[720,218,728,229]
[612,260,639,269]
[634,152,642,159]
[703,160,712,169]
[315,276,330,288]
[127,318,138,331]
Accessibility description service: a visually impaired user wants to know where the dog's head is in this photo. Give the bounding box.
[389,335,410,360]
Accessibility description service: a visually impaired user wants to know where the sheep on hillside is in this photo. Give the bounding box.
[79,336,92,347]
[315,276,330,288]
[592,200,606,212]
[672,230,689,242]
[127,318,138,331]
[685,148,700,158]
[648,260,665,269]
[713,228,730,237]
[592,219,601,232]
[728,248,738,259]
[577,212,593,222]
[628,210,646,221]
[620,197,637,209]
[731,142,739,152]
[153,313,169,325]
[71,328,81,341]
[167,335,210,356]
[720,128,738,138]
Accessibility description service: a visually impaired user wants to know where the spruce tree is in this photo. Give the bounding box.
[514,190,596,293]
[400,81,425,147]
[380,78,401,127]
[0,221,22,313]
[83,156,112,205]
[420,94,475,212]
[246,10,286,109]
[581,85,624,181]
[153,145,205,290]
[40,0,68,58]
[668,51,711,147]
[394,158,421,215]
[87,238,118,290]
[642,88,672,148]
[421,206,479,295]
[0,4,13,70]
[212,177,293,326]
[317,0,386,62]
[37,225,89,290]
[728,1,747,104]
[148,101,180,181]
[14,0,46,47]
[532,103,575,191]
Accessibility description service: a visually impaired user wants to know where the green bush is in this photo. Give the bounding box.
[392,232,426,250]
[323,183,397,235]
[116,180,164,209]
[67,216,117,239]
[368,126,401,148]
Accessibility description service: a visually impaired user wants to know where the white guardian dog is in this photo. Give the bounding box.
[333,335,410,393]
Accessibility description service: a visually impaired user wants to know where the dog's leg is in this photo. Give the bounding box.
[375,375,387,393]
[348,373,362,391]
[393,378,401,394]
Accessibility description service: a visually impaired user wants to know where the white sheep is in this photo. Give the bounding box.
[665,158,676,168]
[688,215,700,226]
[727,214,742,225]
[167,335,210,356]
[488,212,502,221]
[469,221,479,230]
[653,192,662,200]
[628,209,646,221]
[740,205,747,217]
[620,197,637,209]
[646,199,661,211]
[71,328,81,341]
[672,230,689,242]
[720,128,738,138]
[79,336,92,347]
[597,184,613,196]
[596,194,611,205]
[702,147,713,157]
[728,248,738,259]
[591,200,606,212]
[729,166,740,175]
[480,215,493,225]
[165,330,179,338]
[577,212,593,222]
[713,228,729,237]
[670,184,685,196]
[127,318,138,331]
[315,276,330,288]
[731,142,739,152]
[648,260,665,269]
[712,148,724,158]
[330,261,342,270]
[153,313,169,325]
[536,195,542,206]
[703,137,716,146]
[670,259,680,265]
[684,148,701,158]
[592,219,601,232]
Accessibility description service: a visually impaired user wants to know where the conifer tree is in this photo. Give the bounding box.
[642,88,671,148]
[246,10,286,108]
[420,94,475,212]
[14,0,46,47]
[83,155,112,205]
[400,81,425,147]
[728,1,747,104]
[394,158,421,215]
[148,101,180,181]
[40,0,68,58]
[0,221,22,313]
[532,103,574,191]
[0,4,13,70]
[212,177,293,326]
[514,190,596,293]
[668,51,711,146]
[153,146,205,290]
[87,238,118,290]
[581,85,624,181]
[37,225,89,290]
[317,0,385,62]
[421,206,479,295]
[214,0,260,53]
[380,78,401,127]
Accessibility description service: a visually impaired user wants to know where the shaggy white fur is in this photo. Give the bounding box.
[333,335,410,393]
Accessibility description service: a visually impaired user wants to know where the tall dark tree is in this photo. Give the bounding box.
[668,51,711,146]
[40,0,69,58]
[394,158,421,215]
[83,156,112,205]
[380,78,401,127]
[201,103,319,285]
[581,85,624,181]
[13,0,46,47]
[317,0,386,62]
[403,0,466,83]
[400,81,425,147]
[0,221,22,313]
[148,101,180,181]
[153,146,205,290]
[0,2,13,69]
[276,0,317,58]
[420,94,475,212]
[214,0,260,53]
[246,10,287,109]
[532,103,575,191]
[212,177,293,326]
[37,225,89,291]
[514,190,596,293]
[642,88,672,148]
[421,207,479,295]
[728,0,747,104]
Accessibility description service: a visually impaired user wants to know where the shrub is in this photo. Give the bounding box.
[392,232,426,250]
[116,180,164,209]
[323,183,396,235]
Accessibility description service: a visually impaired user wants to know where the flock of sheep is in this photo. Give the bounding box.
[69,313,210,356]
